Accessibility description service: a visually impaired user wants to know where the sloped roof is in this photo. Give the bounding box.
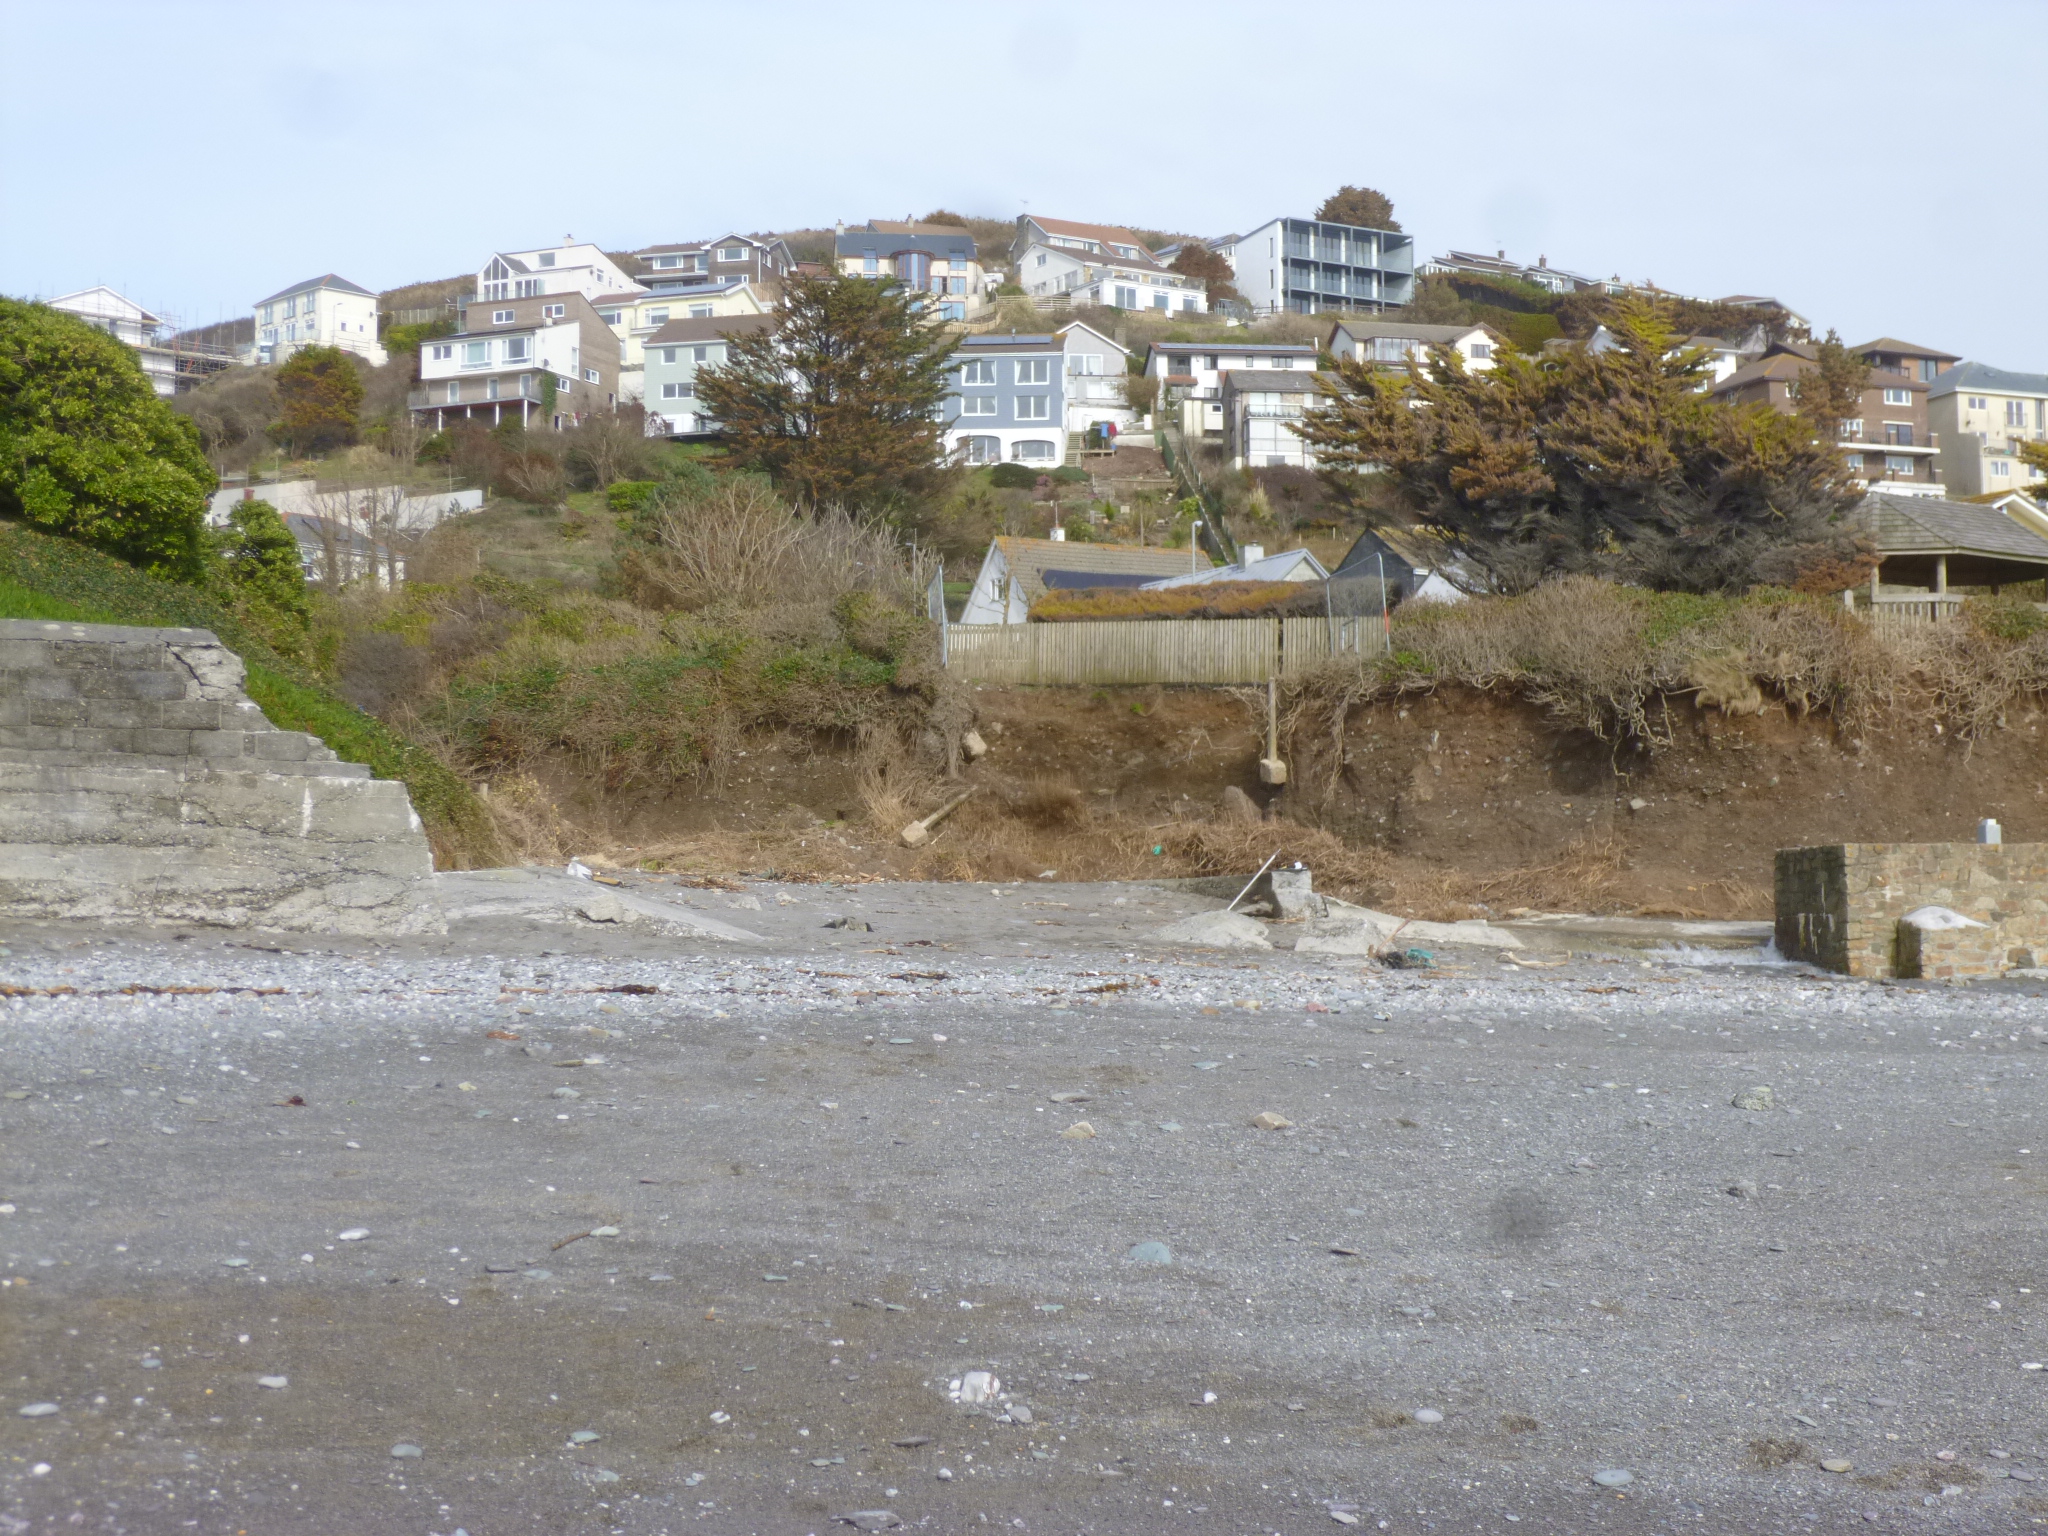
[863,220,972,236]
[1328,318,1495,347]
[1144,340,1315,366]
[1860,492,2048,562]
[1144,547,1329,589]
[1928,359,2048,400]
[48,287,161,325]
[645,313,774,346]
[1712,353,1811,394]
[1022,217,1165,271]
[1849,337,1959,362]
[255,274,374,306]
[1333,525,1458,576]
[1220,369,1324,395]
[991,537,1205,603]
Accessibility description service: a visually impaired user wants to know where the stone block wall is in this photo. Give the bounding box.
[1775,841,2048,979]
[0,620,441,935]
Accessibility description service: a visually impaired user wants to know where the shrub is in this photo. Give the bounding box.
[208,498,310,658]
[0,297,214,580]
[605,480,658,514]
[268,344,363,455]
[989,463,1039,489]
[1966,593,2048,643]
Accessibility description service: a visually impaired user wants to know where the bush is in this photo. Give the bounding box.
[268,345,363,455]
[1966,593,2048,643]
[0,297,214,580]
[989,462,1039,489]
[207,498,310,658]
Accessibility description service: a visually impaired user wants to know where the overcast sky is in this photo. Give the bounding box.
[5,0,2042,363]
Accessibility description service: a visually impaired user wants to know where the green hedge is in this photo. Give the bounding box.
[0,521,500,867]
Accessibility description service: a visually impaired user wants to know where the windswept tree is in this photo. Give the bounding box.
[1315,185,1401,231]
[269,344,363,456]
[0,296,213,579]
[1168,243,1241,308]
[1296,300,1866,594]
[696,273,958,511]
[1787,330,1872,451]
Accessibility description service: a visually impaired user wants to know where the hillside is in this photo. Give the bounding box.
[0,523,500,869]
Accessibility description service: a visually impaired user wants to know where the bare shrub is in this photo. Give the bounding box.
[478,772,571,865]
[561,408,658,490]
[1011,779,1087,828]
[499,447,569,508]
[1890,620,2048,740]
[627,477,929,614]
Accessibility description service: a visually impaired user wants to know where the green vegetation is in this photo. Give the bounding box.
[1299,300,1863,595]
[1315,184,1400,232]
[269,344,364,455]
[0,297,214,580]
[0,521,499,867]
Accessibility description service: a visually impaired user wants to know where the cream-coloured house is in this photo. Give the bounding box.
[593,280,767,403]
[1930,362,2048,498]
[250,275,387,367]
[834,221,991,322]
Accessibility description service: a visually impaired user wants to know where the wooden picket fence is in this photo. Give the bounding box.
[943,617,1380,685]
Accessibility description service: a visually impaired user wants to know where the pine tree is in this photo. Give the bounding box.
[696,274,959,511]
[269,345,363,455]
[1787,330,1871,451]
[1297,300,1864,594]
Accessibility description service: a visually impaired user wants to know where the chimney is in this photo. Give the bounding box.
[1497,249,1505,260]
[1050,526,1067,542]
[1538,255,1548,268]
[563,233,574,246]
[1241,543,1265,565]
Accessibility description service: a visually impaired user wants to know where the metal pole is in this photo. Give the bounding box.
[1377,552,1390,655]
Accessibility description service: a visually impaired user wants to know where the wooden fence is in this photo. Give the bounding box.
[944,617,1381,685]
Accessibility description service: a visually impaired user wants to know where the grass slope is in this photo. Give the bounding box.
[0,523,500,867]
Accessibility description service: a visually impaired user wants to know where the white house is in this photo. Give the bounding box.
[1012,216,1207,314]
[476,241,643,305]
[1326,318,1501,373]
[959,535,1203,624]
[207,480,482,533]
[250,275,387,367]
[1056,322,1134,436]
[1143,340,1318,400]
[46,287,180,396]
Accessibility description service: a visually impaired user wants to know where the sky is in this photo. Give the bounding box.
[5,0,2044,364]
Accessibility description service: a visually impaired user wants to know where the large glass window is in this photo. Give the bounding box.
[960,359,996,385]
[1016,396,1050,421]
[463,341,489,367]
[1015,359,1050,385]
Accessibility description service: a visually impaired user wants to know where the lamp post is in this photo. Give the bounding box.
[1191,518,1202,574]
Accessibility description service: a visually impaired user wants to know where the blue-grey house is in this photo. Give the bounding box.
[941,333,1067,466]
[642,312,774,437]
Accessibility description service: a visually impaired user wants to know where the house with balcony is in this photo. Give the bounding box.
[593,280,766,403]
[1712,339,1947,494]
[834,221,988,322]
[1326,319,1502,374]
[1011,216,1207,314]
[1056,322,1134,437]
[475,242,642,306]
[641,313,774,437]
[626,234,796,295]
[1216,217,1415,316]
[409,292,618,432]
[249,275,387,368]
[1222,369,1330,470]
[1142,341,1318,402]
[1929,362,2048,499]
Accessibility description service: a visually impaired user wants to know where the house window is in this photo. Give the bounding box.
[2007,399,2029,426]
[445,382,459,403]
[693,345,710,363]
[863,251,878,275]
[558,376,575,392]
[1016,396,1051,421]
[1153,293,1169,310]
[1015,359,1050,385]
[1273,357,1294,369]
[1993,460,2011,476]
[1839,418,1863,438]
[515,279,544,298]
[585,368,599,383]
[542,304,565,319]
[1920,359,1940,382]
[947,276,965,294]
[960,359,996,385]
[505,337,529,362]
[260,305,272,324]
[1114,286,1138,308]
[284,297,297,317]
[486,378,500,401]
[600,312,621,326]
[940,301,965,321]
[1968,395,1988,410]
[462,341,489,367]
[1470,343,1492,359]
[1035,253,1047,267]
[660,348,677,365]
[1068,354,1104,376]
[961,396,997,416]
[1884,423,1914,446]
[1012,439,1057,461]
[689,305,712,318]
[1842,452,1863,470]
[718,246,746,262]
[661,383,694,400]
[653,255,680,269]
[429,344,453,361]
[646,309,669,326]
[491,309,514,324]
[538,251,556,268]
[1882,387,1910,406]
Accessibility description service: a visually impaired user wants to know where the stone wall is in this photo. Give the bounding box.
[0,620,441,935]
[1775,841,2048,979]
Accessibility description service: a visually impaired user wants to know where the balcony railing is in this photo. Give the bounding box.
[409,375,551,410]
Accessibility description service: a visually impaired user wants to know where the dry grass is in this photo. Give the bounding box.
[1031,580,1311,623]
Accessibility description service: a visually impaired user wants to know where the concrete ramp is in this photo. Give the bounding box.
[434,867,766,943]
[0,620,440,935]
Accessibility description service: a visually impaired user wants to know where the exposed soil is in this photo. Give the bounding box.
[500,685,2048,920]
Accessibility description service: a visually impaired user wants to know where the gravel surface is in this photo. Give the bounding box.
[2,876,2045,1534]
